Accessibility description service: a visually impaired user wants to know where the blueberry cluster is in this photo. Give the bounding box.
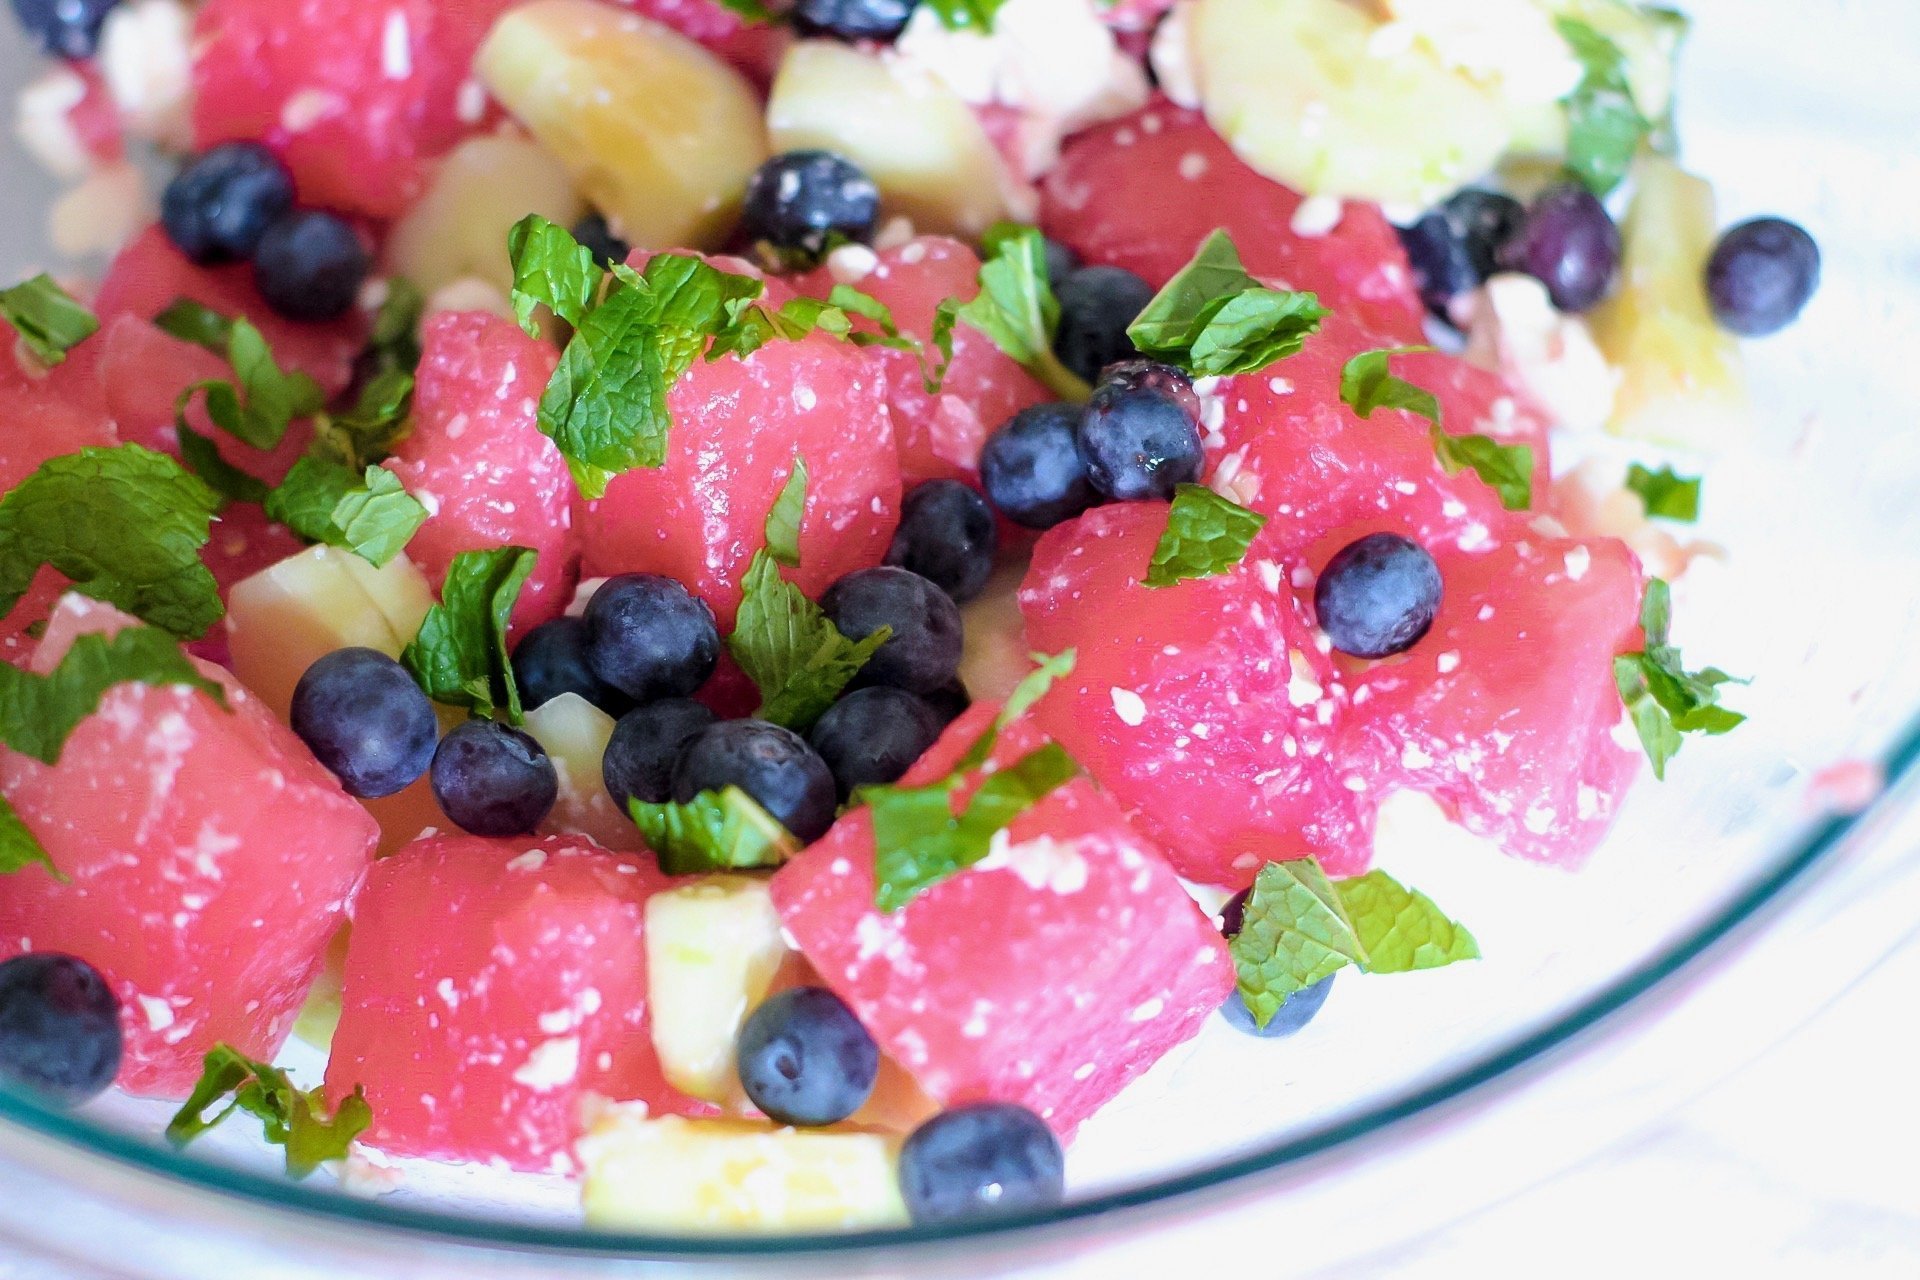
[161,144,370,323]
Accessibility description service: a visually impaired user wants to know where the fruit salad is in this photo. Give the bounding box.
[0,0,1816,1235]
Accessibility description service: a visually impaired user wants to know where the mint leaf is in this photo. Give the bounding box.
[153,298,233,350]
[765,457,808,568]
[628,786,796,875]
[726,550,888,732]
[0,274,98,365]
[1613,577,1745,779]
[866,741,1078,913]
[1339,348,1533,511]
[954,223,1090,401]
[0,795,57,880]
[1144,484,1267,588]
[1128,230,1328,376]
[507,213,602,336]
[365,277,424,375]
[925,298,960,394]
[401,546,536,723]
[1228,859,1366,1027]
[1332,870,1479,972]
[313,367,415,472]
[1625,463,1701,522]
[995,648,1077,734]
[0,444,223,638]
[167,1043,372,1178]
[176,423,271,505]
[706,294,850,362]
[266,458,426,569]
[161,303,325,452]
[711,0,772,19]
[1556,17,1650,197]
[924,0,1008,31]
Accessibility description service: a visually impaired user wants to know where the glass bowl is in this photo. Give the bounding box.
[0,0,1916,1272]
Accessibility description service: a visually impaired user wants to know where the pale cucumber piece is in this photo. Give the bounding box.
[385,135,584,300]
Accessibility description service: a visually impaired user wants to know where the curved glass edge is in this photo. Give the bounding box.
[2,713,1916,1260]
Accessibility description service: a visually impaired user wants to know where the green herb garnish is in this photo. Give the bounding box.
[1613,578,1744,779]
[1127,230,1329,377]
[167,1044,371,1178]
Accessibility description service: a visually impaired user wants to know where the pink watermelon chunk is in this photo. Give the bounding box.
[796,236,1053,488]
[574,263,900,631]
[1040,101,1427,344]
[0,595,379,1096]
[1019,502,1375,882]
[770,704,1234,1136]
[190,0,515,220]
[326,833,714,1172]
[613,0,789,85]
[383,311,578,637]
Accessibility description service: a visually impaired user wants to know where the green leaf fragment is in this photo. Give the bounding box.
[953,223,1091,401]
[0,795,58,880]
[507,214,602,336]
[1625,463,1701,522]
[922,0,1007,30]
[1339,347,1533,511]
[1556,17,1651,197]
[1333,871,1480,972]
[0,274,99,365]
[266,458,426,569]
[1613,577,1745,779]
[628,786,797,876]
[167,1044,372,1178]
[1144,484,1268,588]
[726,550,889,732]
[401,546,536,723]
[764,457,808,568]
[1127,230,1329,377]
[176,423,271,506]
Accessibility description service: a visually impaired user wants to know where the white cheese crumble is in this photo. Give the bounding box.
[98,0,194,148]
[1149,1,1203,110]
[975,832,1091,894]
[1289,196,1344,239]
[1109,687,1147,726]
[1461,273,1618,433]
[511,1037,581,1091]
[14,67,90,179]
[1375,0,1583,106]
[137,994,174,1031]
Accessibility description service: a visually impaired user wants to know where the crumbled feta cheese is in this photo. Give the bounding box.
[1462,274,1619,432]
[98,0,194,148]
[1289,196,1344,239]
[1110,687,1147,726]
[825,243,880,286]
[14,67,91,179]
[511,1037,581,1091]
[1149,2,1203,110]
[1375,0,1583,106]
[975,832,1091,894]
[381,10,413,81]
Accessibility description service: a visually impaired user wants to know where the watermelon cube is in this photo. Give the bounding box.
[0,595,379,1096]
[383,311,579,637]
[325,833,715,1172]
[770,704,1234,1136]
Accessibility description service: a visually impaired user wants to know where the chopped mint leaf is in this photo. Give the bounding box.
[1556,17,1650,197]
[0,795,57,881]
[1339,348,1534,511]
[507,214,602,336]
[994,648,1077,736]
[765,457,808,568]
[706,294,850,362]
[266,458,427,569]
[1144,484,1267,588]
[365,277,424,375]
[923,0,1006,29]
[954,223,1090,401]
[0,274,98,366]
[726,549,889,732]
[710,0,773,19]
[161,302,325,452]
[1613,578,1745,779]
[167,1043,372,1178]
[401,546,536,724]
[0,444,223,639]
[629,786,796,875]
[924,297,961,394]
[1625,463,1701,522]
[313,367,415,472]
[867,741,1078,913]
[1332,870,1479,972]
[153,298,232,350]
[176,422,271,505]
[1128,230,1329,377]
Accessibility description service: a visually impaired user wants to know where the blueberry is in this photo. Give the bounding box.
[0,953,121,1105]
[821,566,963,695]
[673,719,838,844]
[1706,217,1820,337]
[1041,236,1080,293]
[430,719,559,837]
[1397,213,1477,320]
[1094,358,1200,419]
[582,574,721,704]
[741,151,880,260]
[790,0,917,41]
[252,210,371,323]
[808,686,944,801]
[898,1102,1065,1225]
[921,678,971,727]
[290,647,439,799]
[980,403,1100,530]
[8,0,117,58]
[735,987,879,1127]
[1215,889,1335,1037]
[1052,265,1155,385]
[571,211,631,271]
[160,144,296,265]
[1313,532,1443,659]
[886,479,998,605]
[511,617,632,717]
[1076,375,1204,502]
[1442,188,1526,282]
[1497,183,1620,313]
[602,698,716,810]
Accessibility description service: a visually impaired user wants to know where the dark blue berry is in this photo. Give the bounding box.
[1052,265,1155,384]
[886,479,998,604]
[1397,213,1476,319]
[430,718,559,837]
[8,0,116,58]
[1095,358,1200,418]
[0,953,121,1105]
[571,211,631,271]
[735,986,879,1127]
[160,144,296,265]
[1443,188,1526,282]
[808,686,944,801]
[583,574,721,704]
[673,719,838,844]
[251,210,371,323]
[1076,375,1204,502]
[512,617,633,717]
[980,403,1100,530]
[1706,217,1820,337]
[741,151,880,259]
[1497,183,1620,313]
[602,698,716,810]
[821,566,963,695]
[1041,236,1079,290]
[790,0,916,41]
[1313,532,1443,659]
[922,678,970,727]
[289,647,438,799]
[1216,889,1335,1037]
[899,1102,1065,1225]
